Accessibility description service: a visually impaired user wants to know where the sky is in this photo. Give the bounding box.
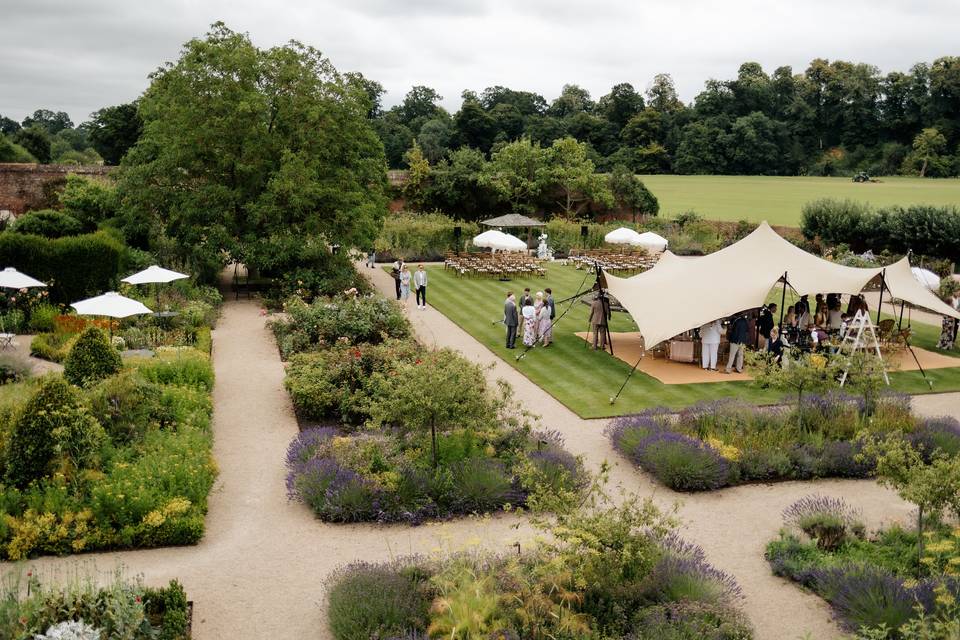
[1,0,958,125]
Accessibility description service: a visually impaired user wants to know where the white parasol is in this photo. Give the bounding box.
[472,229,527,252]
[910,267,940,291]
[71,292,153,337]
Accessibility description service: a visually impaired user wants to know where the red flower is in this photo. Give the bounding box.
[353,349,362,359]
[135,595,142,603]
[415,358,422,365]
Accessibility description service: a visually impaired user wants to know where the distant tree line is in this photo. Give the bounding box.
[0,104,141,165]
[365,57,960,177]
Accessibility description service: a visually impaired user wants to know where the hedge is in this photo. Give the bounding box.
[801,199,960,264]
[0,230,124,303]
[375,212,479,261]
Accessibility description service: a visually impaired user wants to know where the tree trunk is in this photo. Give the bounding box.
[920,157,928,178]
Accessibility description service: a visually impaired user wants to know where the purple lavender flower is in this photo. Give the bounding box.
[633,430,731,491]
[285,427,336,470]
[644,534,744,604]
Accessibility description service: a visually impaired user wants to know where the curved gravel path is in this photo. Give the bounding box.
[2,275,956,640]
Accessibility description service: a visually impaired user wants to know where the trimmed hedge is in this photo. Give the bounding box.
[801,199,960,263]
[9,209,84,238]
[0,231,125,303]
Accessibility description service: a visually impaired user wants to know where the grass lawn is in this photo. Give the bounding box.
[419,264,960,419]
[637,175,960,226]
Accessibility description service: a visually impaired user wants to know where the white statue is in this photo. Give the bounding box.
[537,233,551,259]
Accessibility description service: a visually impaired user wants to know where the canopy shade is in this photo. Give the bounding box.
[71,292,153,319]
[472,229,527,252]
[910,266,940,291]
[0,267,46,289]
[480,214,545,227]
[604,227,644,245]
[604,221,959,350]
[122,265,189,285]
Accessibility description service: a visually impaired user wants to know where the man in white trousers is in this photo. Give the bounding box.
[699,319,722,371]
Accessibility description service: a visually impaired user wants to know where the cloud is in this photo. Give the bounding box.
[1,0,958,124]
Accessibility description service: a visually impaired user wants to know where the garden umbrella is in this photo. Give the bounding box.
[122,265,189,308]
[910,266,940,291]
[0,267,47,289]
[604,227,644,245]
[71,292,153,338]
[0,267,47,341]
[635,232,668,252]
[472,229,527,252]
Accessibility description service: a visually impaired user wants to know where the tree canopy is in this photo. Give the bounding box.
[116,23,387,280]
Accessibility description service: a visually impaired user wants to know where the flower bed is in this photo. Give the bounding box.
[325,496,753,639]
[0,344,217,559]
[276,293,586,523]
[605,395,957,491]
[766,495,960,638]
[0,569,191,639]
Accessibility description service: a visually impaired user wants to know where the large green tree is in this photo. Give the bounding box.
[88,103,143,165]
[480,137,547,213]
[542,136,613,217]
[117,23,387,280]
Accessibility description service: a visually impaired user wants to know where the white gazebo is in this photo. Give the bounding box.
[472,229,527,252]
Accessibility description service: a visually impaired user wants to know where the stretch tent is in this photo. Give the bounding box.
[604,221,960,350]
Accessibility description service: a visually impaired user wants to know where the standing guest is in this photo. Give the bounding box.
[522,300,537,347]
[535,291,553,346]
[391,258,404,300]
[399,265,411,304]
[521,288,534,308]
[699,319,722,371]
[504,292,518,349]
[724,314,749,374]
[366,248,376,269]
[798,305,812,330]
[758,303,776,350]
[937,294,958,350]
[588,294,610,350]
[795,295,809,318]
[545,288,556,321]
[413,265,428,309]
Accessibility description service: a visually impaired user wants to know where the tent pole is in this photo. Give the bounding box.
[897,300,906,331]
[610,352,644,404]
[778,271,787,331]
[875,268,886,326]
[905,338,933,389]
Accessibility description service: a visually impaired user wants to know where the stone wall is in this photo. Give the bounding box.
[0,163,115,216]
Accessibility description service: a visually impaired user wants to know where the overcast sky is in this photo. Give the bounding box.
[1,0,957,125]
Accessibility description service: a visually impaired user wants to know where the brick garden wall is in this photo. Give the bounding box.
[0,163,115,216]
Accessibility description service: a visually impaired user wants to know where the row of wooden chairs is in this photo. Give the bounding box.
[566,250,656,274]
[444,252,546,278]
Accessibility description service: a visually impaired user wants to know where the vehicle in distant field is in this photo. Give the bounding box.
[853,171,872,183]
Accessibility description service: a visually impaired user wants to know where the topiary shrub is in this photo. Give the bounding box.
[9,209,84,238]
[5,376,105,487]
[142,579,191,640]
[64,327,122,386]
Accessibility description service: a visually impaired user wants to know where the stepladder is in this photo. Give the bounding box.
[838,310,890,387]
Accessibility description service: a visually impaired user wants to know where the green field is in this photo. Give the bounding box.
[637,175,960,227]
[418,264,960,418]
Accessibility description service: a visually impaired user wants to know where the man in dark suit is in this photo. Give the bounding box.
[757,303,776,349]
[504,292,519,348]
[545,288,556,320]
[520,288,533,308]
[391,259,404,300]
[724,313,750,373]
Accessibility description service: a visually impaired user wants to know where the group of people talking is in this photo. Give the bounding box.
[503,288,556,349]
[698,292,872,374]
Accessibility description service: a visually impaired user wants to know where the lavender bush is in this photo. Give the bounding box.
[627,600,753,640]
[782,494,863,551]
[645,534,744,604]
[633,430,731,491]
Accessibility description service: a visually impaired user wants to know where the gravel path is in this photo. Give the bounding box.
[365,265,959,640]
[2,275,956,640]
